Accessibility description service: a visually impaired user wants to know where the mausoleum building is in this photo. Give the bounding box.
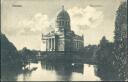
[42,6,84,52]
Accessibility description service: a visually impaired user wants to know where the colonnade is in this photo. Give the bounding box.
[75,41,84,49]
[46,38,56,51]
[45,38,84,51]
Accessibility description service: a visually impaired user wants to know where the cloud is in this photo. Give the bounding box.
[68,5,104,35]
[17,13,54,36]
[89,4,103,7]
[7,6,103,37]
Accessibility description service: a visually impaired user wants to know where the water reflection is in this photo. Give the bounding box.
[20,67,37,81]
[1,69,20,81]
[94,65,118,80]
[1,61,101,81]
[41,61,84,81]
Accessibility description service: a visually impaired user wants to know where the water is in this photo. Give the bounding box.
[2,61,101,81]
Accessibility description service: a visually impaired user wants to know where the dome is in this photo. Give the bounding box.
[56,6,70,21]
[55,6,71,32]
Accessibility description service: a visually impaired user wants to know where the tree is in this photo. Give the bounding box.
[96,36,114,64]
[19,47,38,63]
[113,1,127,80]
[95,36,116,80]
[1,33,22,70]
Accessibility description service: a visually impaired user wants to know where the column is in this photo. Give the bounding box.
[46,39,48,51]
[52,38,54,51]
[51,38,53,51]
[54,38,55,50]
[51,38,52,50]
[49,38,51,51]
[47,39,49,51]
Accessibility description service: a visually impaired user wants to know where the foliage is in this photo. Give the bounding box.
[95,36,117,80]
[81,45,98,58]
[96,36,114,64]
[1,33,22,70]
[95,1,127,80]
[19,47,39,62]
[113,1,127,80]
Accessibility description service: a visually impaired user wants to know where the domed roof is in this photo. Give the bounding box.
[56,6,70,20]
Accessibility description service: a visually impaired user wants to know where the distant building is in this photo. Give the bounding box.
[42,6,84,52]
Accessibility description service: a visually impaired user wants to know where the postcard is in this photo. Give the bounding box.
[1,0,127,81]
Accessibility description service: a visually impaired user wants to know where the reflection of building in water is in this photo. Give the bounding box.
[41,61,84,74]
[72,63,84,74]
[42,6,84,52]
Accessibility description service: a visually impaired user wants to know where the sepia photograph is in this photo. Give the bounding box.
[1,0,127,81]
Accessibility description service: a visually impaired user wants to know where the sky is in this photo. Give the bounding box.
[1,0,123,50]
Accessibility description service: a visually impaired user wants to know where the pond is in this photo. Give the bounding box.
[2,61,101,81]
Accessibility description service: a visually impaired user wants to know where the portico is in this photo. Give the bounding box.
[42,6,84,52]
